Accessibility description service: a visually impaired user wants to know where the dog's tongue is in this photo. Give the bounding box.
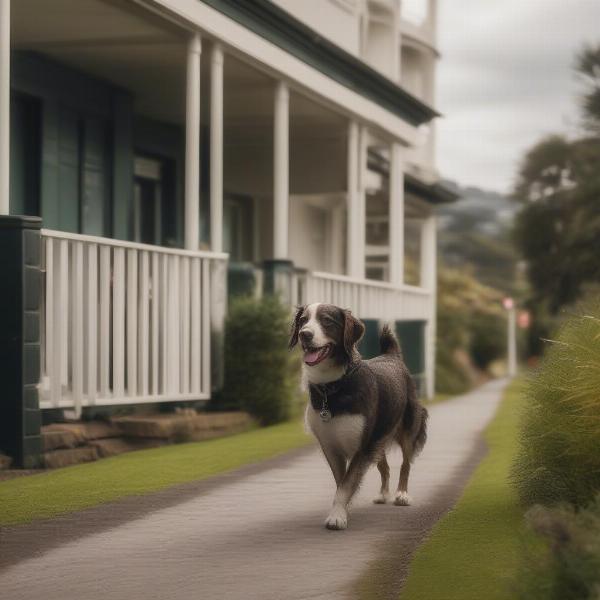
[304,349,321,364]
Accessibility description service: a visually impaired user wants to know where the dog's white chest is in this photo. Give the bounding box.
[306,405,366,459]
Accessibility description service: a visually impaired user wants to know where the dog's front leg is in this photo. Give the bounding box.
[325,453,371,530]
[321,444,347,486]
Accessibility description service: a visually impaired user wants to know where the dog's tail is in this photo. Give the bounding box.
[403,375,428,459]
[379,324,402,356]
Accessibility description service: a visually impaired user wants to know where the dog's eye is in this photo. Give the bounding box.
[298,316,308,326]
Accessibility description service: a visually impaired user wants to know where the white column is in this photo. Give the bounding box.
[184,33,201,250]
[346,121,360,277]
[357,125,367,278]
[210,43,224,253]
[421,213,437,398]
[273,80,289,259]
[330,204,344,274]
[347,123,366,279]
[389,142,404,286]
[0,0,10,215]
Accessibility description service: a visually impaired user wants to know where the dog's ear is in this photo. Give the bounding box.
[343,309,365,359]
[288,305,306,349]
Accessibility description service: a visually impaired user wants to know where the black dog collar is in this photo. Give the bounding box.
[310,361,360,421]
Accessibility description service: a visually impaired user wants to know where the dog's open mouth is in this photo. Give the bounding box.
[303,344,332,366]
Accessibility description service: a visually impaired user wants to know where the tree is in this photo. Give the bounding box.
[512,44,600,315]
[576,43,600,133]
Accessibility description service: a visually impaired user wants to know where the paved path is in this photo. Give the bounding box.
[0,379,508,600]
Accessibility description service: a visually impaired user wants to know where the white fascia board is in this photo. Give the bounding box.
[144,0,418,146]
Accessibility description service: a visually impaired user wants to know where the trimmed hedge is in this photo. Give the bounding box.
[217,296,298,426]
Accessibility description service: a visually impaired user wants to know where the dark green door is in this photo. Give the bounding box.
[9,92,40,216]
[396,320,425,376]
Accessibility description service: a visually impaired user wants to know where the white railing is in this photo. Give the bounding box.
[302,271,433,322]
[39,229,227,412]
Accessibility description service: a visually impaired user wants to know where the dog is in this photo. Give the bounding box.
[289,303,428,530]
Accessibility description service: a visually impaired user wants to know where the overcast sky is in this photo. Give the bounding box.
[436,0,600,193]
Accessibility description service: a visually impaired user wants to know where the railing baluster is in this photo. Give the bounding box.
[201,259,211,395]
[167,255,180,394]
[86,244,98,405]
[139,251,150,398]
[112,247,125,400]
[180,257,191,394]
[127,249,138,398]
[71,242,84,411]
[151,252,159,396]
[160,253,168,395]
[99,246,111,398]
[59,239,69,389]
[191,258,201,394]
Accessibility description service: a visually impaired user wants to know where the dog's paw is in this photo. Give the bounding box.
[373,493,389,504]
[325,505,348,530]
[394,491,411,506]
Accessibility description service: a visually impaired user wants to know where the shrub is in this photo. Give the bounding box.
[435,346,471,395]
[469,311,506,370]
[218,296,298,425]
[512,298,600,507]
[513,497,600,600]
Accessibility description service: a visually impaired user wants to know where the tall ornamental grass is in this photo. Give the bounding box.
[512,299,600,507]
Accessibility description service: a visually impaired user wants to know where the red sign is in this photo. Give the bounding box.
[502,297,514,310]
[518,310,531,329]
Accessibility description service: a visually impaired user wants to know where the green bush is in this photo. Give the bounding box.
[469,312,506,370]
[435,346,471,395]
[218,296,298,425]
[513,497,600,600]
[512,299,600,507]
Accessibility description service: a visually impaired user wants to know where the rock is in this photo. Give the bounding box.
[43,446,99,469]
[41,429,78,451]
[0,453,12,470]
[88,437,165,458]
[112,412,253,440]
[42,421,120,443]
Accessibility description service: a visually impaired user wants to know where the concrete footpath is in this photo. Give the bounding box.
[0,378,508,600]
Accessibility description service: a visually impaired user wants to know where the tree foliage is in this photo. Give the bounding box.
[512,44,600,314]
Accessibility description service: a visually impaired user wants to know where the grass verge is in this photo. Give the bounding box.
[0,420,311,527]
[398,378,527,600]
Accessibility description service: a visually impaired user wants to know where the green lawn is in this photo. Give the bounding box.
[399,378,526,600]
[0,420,312,526]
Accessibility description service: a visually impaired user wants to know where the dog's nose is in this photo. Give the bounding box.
[299,329,313,344]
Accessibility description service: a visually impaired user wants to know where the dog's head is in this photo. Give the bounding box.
[289,303,365,368]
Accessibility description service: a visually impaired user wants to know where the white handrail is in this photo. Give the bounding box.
[41,229,229,261]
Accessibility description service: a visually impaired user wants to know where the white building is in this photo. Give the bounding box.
[0,0,457,466]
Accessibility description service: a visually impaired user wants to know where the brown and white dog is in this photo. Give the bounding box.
[289,303,428,530]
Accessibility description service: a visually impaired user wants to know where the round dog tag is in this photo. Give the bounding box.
[320,409,332,422]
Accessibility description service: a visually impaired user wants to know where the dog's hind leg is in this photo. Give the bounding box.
[373,455,390,504]
[394,435,413,506]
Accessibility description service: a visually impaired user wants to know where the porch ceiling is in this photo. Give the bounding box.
[13,0,350,144]
[12,0,187,124]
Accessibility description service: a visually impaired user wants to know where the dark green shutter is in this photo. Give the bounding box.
[396,320,425,375]
[57,108,80,233]
[81,117,109,236]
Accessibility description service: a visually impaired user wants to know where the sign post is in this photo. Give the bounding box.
[503,297,517,377]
